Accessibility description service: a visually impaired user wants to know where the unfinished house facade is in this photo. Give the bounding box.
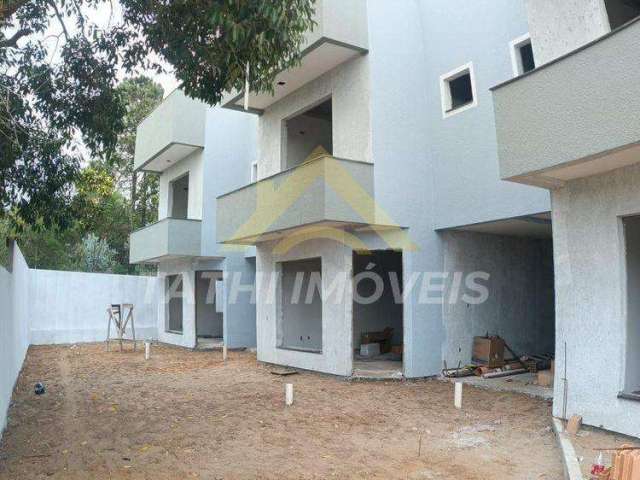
[129,90,258,350]
[492,1,640,437]
[216,0,556,378]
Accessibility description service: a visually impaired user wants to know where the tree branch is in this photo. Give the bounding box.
[0,28,30,48]
[47,0,70,41]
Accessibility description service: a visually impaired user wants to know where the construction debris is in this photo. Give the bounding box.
[566,415,582,435]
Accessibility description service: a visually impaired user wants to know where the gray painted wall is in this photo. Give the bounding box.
[365,0,550,377]
[552,162,640,438]
[201,107,258,348]
[441,231,555,367]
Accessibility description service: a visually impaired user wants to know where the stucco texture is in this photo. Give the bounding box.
[552,162,640,438]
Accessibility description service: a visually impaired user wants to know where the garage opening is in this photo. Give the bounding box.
[277,258,323,353]
[283,98,332,170]
[440,214,555,397]
[166,274,183,333]
[352,250,403,379]
[195,271,224,350]
[623,215,640,396]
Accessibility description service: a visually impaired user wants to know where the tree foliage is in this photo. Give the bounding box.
[121,0,316,106]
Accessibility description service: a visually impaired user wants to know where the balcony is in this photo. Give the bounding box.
[134,90,207,173]
[217,156,376,245]
[129,218,202,264]
[221,0,368,114]
[491,17,640,188]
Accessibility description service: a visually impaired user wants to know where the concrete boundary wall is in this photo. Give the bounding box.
[0,241,161,441]
[29,269,161,345]
[0,243,31,439]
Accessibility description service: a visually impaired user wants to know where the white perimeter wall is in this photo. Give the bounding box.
[29,269,161,345]
[0,242,161,441]
[0,243,30,438]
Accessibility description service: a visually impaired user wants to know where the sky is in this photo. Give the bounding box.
[45,1,180,97]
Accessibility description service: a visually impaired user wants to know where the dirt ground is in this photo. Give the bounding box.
[571,424,640,476]
[0,344,563,480]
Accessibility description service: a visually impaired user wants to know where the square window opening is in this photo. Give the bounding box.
[510,35,536,76]
[282,98,333,170]
[277,258,323,353]
[440,64,477,118]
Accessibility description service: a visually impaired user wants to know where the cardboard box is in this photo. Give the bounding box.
[537,370,554,387]
[472,336,505,368]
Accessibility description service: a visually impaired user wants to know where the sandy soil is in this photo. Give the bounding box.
[0,344,563,479]
[570,424,640,476]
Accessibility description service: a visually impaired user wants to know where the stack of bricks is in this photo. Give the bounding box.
[609,446,640,480]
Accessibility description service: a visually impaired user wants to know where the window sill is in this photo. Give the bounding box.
[277,346,322,355]
[165,330,184,336]
[618,391,640,402]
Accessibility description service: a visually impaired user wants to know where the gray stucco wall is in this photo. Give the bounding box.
[552,162,640,438]
[492,19,640,182]
[256,54,370,177]
[256,237,353,376]
[524,0,610,65]
[441,231,555,367]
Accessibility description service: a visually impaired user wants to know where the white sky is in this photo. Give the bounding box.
[43,0,180,97]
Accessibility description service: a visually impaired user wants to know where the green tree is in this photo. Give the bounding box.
[121,0,316,106]
[74,233,117,273]
[2,0,315,232]
[108,76,163,230]
[71,164,131,268]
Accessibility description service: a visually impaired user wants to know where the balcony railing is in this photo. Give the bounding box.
[491,17,640,188]
[129,218,201,264]
[216,155,375,245]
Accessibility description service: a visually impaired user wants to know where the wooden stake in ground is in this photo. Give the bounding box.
[223,344,228,362]
[285,383,294,406]
[454,382,463,409]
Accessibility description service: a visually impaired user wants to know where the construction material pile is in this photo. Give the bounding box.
[442,335,554,386]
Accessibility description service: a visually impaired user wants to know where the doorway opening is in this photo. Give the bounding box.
[277,258,323,353]
[170,173,189,219]
[166,274,183,334]
[352,250,404,379]
[195,270,224,350]
[283,98,333,170]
